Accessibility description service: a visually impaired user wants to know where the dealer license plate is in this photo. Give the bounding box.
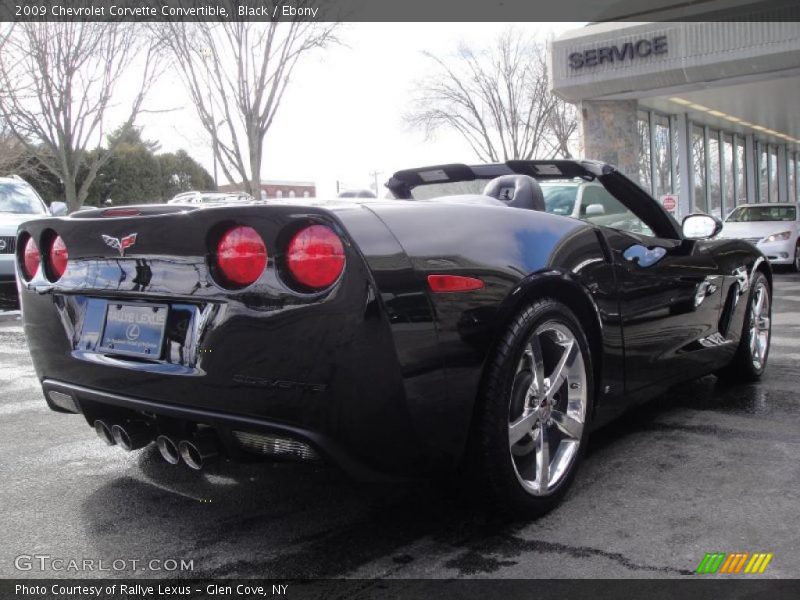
[99,303,168,358]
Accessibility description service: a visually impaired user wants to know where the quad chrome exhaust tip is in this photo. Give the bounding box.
[110,422,152,452]
[156,435,181,465]
[178,433,219,470]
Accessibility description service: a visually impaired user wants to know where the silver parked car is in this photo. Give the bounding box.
[0,176,65,283]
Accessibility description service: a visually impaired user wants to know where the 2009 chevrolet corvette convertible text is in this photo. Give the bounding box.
[16,160,772,518]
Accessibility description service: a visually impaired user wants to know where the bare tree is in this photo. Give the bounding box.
[406,29,577,162]
[542,98,579,159]
[0,23,160,211]
[161,15,338,198]
[0,118,27,176]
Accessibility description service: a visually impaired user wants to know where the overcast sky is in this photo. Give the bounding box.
[135,22,581,197]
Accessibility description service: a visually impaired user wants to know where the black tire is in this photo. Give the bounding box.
[793,242,800,273]
[469,298,594,520]
[718,271,771,383]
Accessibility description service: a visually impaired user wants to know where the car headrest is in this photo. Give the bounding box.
[482,175,545,211]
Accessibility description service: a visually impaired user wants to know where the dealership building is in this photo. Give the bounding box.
[550,13,800,219]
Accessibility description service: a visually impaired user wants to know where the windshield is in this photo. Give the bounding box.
[541,185,579,216]
[726,205,797,222]
[408,180,488,200]
[0,182,46,215]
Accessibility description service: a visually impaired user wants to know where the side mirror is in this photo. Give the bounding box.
[585,203,605,216]
[50,201,67,216]
[682,213,722,240]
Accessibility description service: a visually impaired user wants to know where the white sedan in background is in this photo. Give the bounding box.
[721,203,800,271]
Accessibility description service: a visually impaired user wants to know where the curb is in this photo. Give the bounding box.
[0,310,21,323]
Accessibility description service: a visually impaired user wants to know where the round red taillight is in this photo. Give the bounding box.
[215,226,267,288]
[286,225,345,290]
[22,236,40,280]
[48,235,68,281]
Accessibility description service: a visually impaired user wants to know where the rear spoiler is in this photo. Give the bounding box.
[69,204,201,219]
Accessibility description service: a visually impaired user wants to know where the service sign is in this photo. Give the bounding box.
[569,36,668,70]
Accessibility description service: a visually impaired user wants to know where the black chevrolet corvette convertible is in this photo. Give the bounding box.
[17,160,772,517]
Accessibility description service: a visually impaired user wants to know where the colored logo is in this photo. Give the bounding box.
[696,552,773,574]
[102,233,137,257]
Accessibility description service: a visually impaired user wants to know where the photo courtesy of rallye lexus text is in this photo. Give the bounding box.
[15,159,772,519]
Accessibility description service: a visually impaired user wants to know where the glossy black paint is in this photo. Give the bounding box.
[17,161,770,479]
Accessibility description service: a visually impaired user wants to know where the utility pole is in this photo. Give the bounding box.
[369,170,382,197]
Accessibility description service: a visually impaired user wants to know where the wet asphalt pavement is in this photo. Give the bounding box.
[1,274,799,580]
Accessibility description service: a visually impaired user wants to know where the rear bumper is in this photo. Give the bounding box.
[42,379,399,481]
[17,203,471,478]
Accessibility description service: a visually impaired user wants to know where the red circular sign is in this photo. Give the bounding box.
[662,195,677,211]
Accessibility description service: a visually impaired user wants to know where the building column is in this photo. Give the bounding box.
[579,100,640,183]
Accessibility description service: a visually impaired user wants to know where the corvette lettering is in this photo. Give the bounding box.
[233,373,328,393]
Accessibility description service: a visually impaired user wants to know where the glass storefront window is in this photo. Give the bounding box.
[691,124,706,213]
[671,116,680,197]
[795,153,800,203]
[722,134,734,216]
[794,152,800,202]
[735,138,746,206]
[759,144,769,202]
[635,112,792,210]
[769,146,778,202]
[638,112,651,192]
[708,132,721,218]
[653,114,671,198]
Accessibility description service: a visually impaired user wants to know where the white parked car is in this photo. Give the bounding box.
[0,176,65,284]
[720,203,800,271]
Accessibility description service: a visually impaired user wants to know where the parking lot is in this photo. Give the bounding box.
[1,273,799,580]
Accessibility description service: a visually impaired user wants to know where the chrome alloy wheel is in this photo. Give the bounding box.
[508,321,587,496]
[749,281,771,370]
